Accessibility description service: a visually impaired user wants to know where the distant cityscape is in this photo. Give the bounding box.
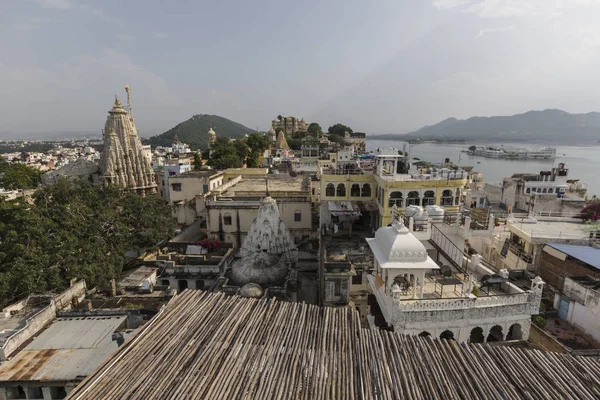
[0,86,599,399]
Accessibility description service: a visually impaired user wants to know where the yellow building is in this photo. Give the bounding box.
[319,149,467,227]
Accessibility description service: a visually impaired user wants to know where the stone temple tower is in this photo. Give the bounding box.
[99,86,157,195]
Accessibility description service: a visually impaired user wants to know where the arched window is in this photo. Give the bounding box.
[526,188,531,194]
[406,191,420,206]
[422,190,435,206]
[361,183,372,197]
[506,323,523,340]
[440,330,455,341]
[441,189,453,206]
[537,188,542,193]
[487,325,504,342]
[294,210,302,222]
[388,192,403,208]
[548,188,553,194]
[418,331,431,338]
[178,280,188,292]
[469,327,484,344]
[542,188,547,193]
[326,183,335,197]
[223,213,232,226]
[336,183,346,197]
[350,183,360,197]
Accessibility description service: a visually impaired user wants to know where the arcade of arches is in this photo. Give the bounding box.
[416,323,525,343]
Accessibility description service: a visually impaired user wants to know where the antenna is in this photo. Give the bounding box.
[124,85,134,123]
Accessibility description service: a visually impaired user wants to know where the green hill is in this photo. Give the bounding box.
[147,114,254,150]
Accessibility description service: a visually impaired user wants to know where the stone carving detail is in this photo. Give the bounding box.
[99,87,156,194]
[239,196,298,263]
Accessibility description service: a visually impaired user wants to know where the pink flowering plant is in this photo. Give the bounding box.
[579,201,600,222]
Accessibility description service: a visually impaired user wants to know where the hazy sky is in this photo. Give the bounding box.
[1,0,600,136]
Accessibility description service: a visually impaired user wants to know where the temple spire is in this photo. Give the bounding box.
[124,85,134,124]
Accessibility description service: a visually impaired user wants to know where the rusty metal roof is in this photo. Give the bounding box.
[0,316,126,383]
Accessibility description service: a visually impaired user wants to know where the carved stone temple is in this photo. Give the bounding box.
[98,86,157,195]
[224,195,299,300]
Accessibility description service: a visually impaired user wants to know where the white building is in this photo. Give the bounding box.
[366,214,544,343]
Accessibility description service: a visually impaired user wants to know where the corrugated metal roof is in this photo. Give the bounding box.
[0,316,126,382]
[547,244,600,270]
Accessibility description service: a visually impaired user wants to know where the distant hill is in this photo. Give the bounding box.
[371,109,600,144]
[147,114,254,149]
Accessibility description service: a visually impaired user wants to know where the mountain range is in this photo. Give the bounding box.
[371,109,600,143]
[146,114,254,149]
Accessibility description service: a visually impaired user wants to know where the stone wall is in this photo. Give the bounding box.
[0,281,87,360]
[539,250,600,291]
[528,324,570,353]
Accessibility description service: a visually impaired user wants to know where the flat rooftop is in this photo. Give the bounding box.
[118,266,157,288]
[174,170,222,178]
[67,291,600,399]
[0,316,126,382]
[508,218,599,241]
[221,176,307,197]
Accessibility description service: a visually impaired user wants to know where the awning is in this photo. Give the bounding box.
[328,201,361,217]
[357,201,379,212]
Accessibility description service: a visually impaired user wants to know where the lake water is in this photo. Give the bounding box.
[367,140,600,197]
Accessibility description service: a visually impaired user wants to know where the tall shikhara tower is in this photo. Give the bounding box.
[99,86,156,195]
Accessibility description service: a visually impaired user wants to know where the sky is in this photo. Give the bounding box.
[1,0,600,137]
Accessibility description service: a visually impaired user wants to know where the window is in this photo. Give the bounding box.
[223,213,232,225]
[361,183,371,197]
[548,188,553,193]
[352,273,363,285]
[336,183,346,197]
[526,188,531,194]
[542,188,547,193]
[406,191,420,206]
[350,184,360,197]
[172,183,182,192]
[388,191,403,208]
[440,189,453,206]
[312,188,316,196]
[49,387,67,400]
[203,184,209,194]
[537,188,542,193]
[294,211,302,222]
[27,387,43,399]
[169,171,176,176]
[422,190,435,206]
[326,183,335,197]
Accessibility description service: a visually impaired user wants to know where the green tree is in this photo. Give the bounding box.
[0,179,175,307]
[468,145,477,152]
[1,163,42,190]
[245,133,270,168]
[327,123,353,136]
[192,152,203,171]
[308,123,323,137]
[207,137,247,169]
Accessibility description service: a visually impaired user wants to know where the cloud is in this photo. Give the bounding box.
[475,24,515,38]
[117,33,136,42]
[154,32,168,39]
[431,0,472,9]
[34,0,71,9]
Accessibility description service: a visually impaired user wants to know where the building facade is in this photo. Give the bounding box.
[365,217,544,343]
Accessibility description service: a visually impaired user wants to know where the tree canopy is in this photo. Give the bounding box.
[327,123,353,136]
[192,152,203,171]
[308,123,323,137]
[0,179,175,307]
[207,134,270,169]
[0,158,42,190]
